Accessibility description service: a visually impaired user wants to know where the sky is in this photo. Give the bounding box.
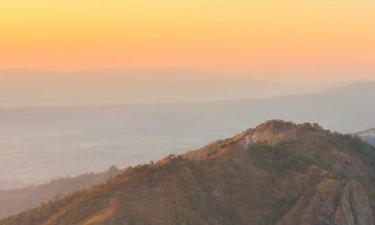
[0,0,374,84]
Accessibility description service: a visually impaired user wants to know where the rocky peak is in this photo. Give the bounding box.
[237,120,319,148]
[254,120,298,134]
[186,120,320,160]
[278,180,374,225]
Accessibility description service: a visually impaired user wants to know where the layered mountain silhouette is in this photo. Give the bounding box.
[358,129,375,147]
[0,166,121,220]
[1,120,375,225]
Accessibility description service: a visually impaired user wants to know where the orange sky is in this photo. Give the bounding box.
[0,0,374,82]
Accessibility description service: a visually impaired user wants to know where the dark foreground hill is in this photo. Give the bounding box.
[1,120,375,225]
[0,166,121,219]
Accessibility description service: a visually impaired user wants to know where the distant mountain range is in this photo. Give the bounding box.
[1,120,374,225]
[0,166,122,219]
[0,69,300,106]
[357,129,375,147]
[0,81,374,189]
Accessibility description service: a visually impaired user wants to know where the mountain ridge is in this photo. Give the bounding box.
[1,120,375,225]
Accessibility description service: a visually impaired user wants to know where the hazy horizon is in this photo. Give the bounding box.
[1,69,374,107]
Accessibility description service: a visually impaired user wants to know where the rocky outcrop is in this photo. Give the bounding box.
[279,180,374,225]
[334,181,374,225]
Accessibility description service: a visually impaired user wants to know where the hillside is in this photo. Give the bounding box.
[0,166,121,219]
[358,129,375,147]
[1,120,375,225]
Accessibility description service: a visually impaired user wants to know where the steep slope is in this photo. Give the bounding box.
[1,120,375,225]
[357,129,375,147]
[0,166,122,219]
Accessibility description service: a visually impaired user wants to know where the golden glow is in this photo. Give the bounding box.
[1,0,375,72]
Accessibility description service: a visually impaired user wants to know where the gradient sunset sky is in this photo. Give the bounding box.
[1,0,374,83]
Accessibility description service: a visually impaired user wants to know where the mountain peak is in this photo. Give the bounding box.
[240,120,319,145]
[185,120,322,160]
[254,119,321,133]
[251,120,299,137]
[255,119,297,131]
